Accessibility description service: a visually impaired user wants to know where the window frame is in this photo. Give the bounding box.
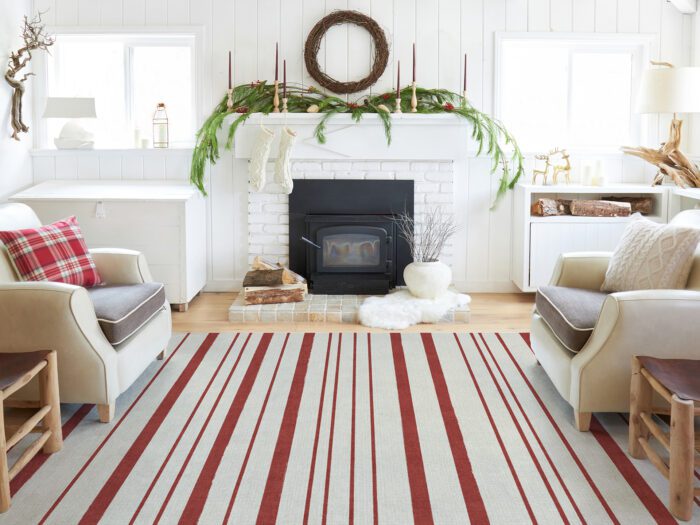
[494,32,654,155]
[34,25,205,150]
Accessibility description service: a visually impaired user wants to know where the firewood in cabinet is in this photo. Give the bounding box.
[601,196,653,215]
[530,198,570,216]
[570,200,631,217]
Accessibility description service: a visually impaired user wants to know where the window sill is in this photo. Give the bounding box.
[30,147,194,157]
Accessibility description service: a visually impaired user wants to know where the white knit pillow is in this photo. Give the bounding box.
[602,215,700,292]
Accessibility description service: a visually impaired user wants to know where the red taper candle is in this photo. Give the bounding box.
[283,59,287,98]
[275,42,279,81]
[397,61,401,98]
[228,51,232,89]
[463,53,467,92]
[412,43,416,83]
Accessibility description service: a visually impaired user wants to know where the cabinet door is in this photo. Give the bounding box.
[529,221,627,288]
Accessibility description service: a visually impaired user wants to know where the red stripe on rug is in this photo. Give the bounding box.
[390,333,434,525]
[256,333,315,525]
[590,417,676,524]
[321,334,343,525]
[453,334,537,523]
[129,333,241,524]
[367,333,378,525]
[79,333,219,524]
[10,403,94,494]
[221,333,291,523]
[478,334,584,523]
[349,333,357,525]
[154,334,253,523]
[471,333,569,524]
[39,332,191,524]
[303,334,334,525]
[178,333,273,524]
[421,334,488,524]
[494,333,619,523]
[520,332,532,350]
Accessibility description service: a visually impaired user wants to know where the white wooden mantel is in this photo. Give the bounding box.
[231,113,474,160]
[228,112,482,292]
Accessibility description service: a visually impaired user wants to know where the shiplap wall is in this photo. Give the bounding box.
[30,0,694,291]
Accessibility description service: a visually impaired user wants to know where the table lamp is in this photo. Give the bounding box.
[43,97,97,149]
[622,62,700,188]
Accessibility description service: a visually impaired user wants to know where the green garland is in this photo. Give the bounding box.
[190,81,523,204]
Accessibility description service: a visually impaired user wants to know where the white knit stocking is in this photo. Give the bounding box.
[249,125,274,192]
[274,126,297,194]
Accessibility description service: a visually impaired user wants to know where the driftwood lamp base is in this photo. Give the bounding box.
[622,118,700,188]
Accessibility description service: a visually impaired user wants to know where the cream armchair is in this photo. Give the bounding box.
[0,203,172,422]
[531,209,700,431]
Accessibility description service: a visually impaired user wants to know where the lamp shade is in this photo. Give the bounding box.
[635,67,700,114]
[42,97,97,119]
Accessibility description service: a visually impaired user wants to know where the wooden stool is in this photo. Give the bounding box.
[0,351,62,513]
[629,356,700,521]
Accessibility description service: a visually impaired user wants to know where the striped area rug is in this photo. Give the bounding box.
[5,332,697,524]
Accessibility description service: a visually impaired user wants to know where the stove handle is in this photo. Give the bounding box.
[301,236,321,249]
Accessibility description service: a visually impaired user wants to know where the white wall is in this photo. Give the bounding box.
[0,0,34,201]
[30,0,694,291]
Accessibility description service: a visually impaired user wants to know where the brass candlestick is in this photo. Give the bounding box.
[226,88,234,111]
[282,97,288,113]
[395,97,402,114]
[273,80,280,113]
[411,82,417,113]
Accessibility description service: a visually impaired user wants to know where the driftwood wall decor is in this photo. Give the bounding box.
[4,12,54,140]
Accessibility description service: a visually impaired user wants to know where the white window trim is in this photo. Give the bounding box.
[494,31,654,155]
[32,25,205,150]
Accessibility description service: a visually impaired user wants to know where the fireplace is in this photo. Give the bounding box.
[289,180,414,294]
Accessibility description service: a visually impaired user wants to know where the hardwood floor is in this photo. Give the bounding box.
[172,292,535,333]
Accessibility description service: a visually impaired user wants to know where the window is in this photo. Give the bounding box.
[45,33,196,148]
[496,34,650,153]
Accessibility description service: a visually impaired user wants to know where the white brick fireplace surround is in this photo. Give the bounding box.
[232,113,504,292]
[248,160,455,269]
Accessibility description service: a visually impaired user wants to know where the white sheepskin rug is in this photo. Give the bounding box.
[358,290,471,329]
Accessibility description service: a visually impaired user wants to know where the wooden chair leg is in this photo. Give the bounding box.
[629,356,652,459]
[0,397,10,513]
[669,394,694,521]
[39,351,62,454]
[97,403,115,423]
[575,410,592,432]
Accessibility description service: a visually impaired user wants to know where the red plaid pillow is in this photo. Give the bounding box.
[0,216,101,287]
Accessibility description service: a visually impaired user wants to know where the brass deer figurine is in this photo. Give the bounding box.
[532,147,571,185]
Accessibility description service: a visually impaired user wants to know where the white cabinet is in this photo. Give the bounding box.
[10,181,207,310]
[512,183,669,291]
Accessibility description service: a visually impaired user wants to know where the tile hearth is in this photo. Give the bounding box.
[228,292,471,324]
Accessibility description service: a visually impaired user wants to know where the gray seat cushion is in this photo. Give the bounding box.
[87,283,165,345]
[535,286,609,353]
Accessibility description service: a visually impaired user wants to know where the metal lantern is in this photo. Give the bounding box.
[152,102,169,148]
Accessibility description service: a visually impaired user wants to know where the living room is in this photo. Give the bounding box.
[1,0,699,522]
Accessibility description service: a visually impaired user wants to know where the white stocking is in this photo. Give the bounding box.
[274,126,297,194]
[249,125,274,192]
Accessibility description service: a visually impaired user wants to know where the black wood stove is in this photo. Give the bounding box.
[289,180,414,294]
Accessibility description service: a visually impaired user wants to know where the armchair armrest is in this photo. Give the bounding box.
[549,252,612,290]
[0,282,119,403]
[90,248,153,285]
[570,289,700,412]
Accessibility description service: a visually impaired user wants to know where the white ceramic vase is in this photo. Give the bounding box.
[403,261,452,299]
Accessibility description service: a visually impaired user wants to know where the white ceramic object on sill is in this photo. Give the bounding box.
[403,261,452,299]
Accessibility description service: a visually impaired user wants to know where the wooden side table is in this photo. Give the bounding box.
[0,350,62,513]
[629,356,700,521]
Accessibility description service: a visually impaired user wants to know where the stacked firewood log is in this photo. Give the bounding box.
[531,196,653,217]
[242,257,307,305]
